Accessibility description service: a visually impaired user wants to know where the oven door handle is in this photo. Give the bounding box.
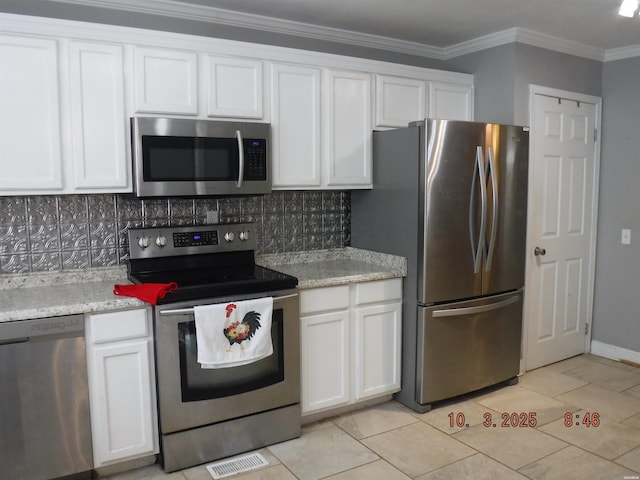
[158,293,299,316]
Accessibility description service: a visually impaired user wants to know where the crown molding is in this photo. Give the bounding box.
[515,29,605,61]
[34,0,640,62]
[604,44,640,62]
[41,0,446,59]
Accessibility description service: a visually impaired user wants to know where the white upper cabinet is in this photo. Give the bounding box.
[323,69,372,188]
[0,35,63,192]
[271,65,373,190]
[205,56,263,119]
[69,41,129,191]
[0,35,130,195]
[375,74,427,128]
[0,14,473,195]
[270,62,322,188]
[134,47,198,115]
[428,81,474,121]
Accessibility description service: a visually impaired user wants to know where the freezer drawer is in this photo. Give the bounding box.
[416,290,523,405]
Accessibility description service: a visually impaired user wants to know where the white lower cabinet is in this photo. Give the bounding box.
[85,308,159,467]
[354,302,402,400]
[300,278,402,416]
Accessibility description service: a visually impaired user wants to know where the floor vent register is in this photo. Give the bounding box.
[206,452,269,479]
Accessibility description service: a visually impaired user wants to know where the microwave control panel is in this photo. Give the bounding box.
[244,139,267,180]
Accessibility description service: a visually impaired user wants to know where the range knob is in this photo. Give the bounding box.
[239,231,250,241]
[155,235,168,247]
[224,231,235,242]
[137,236,151,249]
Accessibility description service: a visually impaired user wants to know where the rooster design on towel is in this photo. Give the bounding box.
[222,303,262,351]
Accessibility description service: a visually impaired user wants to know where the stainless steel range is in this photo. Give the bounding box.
[127,222,300,472]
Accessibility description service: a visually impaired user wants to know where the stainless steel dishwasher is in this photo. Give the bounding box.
[0,314,93,480]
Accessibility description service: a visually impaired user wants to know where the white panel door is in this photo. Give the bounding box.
[324,69,372,188]
[90,340,157,465]
[428,81,473,121]
[206,56,263,119]
[68,41,129,191]
[526,91,599,370]
[300,310,350,413]
[375,74,426,128]
[134,47,198,115]
[0,35,62,192]
[354,302,402,400]
[270,63,321,188]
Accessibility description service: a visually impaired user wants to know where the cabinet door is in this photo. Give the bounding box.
[134,47,198,115]
[206,56,263,119]
[353,302,402,400]
[428,81,474,121]
[270,63,321,188]
[0,35,62,192]
[301,310,350,413]
[324,69,372,188]
[68,41,129,191]
[90,339,157,465]
[375,74,426,128]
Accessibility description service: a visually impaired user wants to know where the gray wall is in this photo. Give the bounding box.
[445,43,602,125]
[592,56,640,352]
[513,44,602,125]
[445,43,518,124]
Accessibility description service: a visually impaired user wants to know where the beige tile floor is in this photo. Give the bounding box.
[104,354,640,480]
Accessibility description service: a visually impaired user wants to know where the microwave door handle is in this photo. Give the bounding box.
[235,129,244,189]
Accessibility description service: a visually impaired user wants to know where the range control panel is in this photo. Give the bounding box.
[128,223,256,259]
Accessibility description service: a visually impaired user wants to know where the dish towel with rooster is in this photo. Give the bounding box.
[193,297,273,369]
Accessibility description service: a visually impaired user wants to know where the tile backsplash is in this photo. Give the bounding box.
[0,191,351,274]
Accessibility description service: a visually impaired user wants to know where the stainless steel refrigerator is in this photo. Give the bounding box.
[351,119,529,413]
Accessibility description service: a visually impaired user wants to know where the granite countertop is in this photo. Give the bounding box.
[0,247,406,323]
[256,247,406,289]
[0,266,144,323]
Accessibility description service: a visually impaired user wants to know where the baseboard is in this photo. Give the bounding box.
[591,340,640,366]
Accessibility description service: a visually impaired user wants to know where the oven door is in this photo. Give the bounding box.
[154,289,300,434]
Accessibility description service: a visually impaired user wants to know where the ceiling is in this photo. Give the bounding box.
[25,0,640,60]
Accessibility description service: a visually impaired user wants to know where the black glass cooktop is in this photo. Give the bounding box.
[128,252,297,304]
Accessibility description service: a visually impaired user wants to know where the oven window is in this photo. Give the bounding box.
[142,136,238,181]
[177,308,284,402]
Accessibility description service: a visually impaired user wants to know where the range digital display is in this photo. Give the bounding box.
[174,230,218,247]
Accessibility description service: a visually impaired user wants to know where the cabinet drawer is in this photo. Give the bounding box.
[88,308,148,344]
[300,285,349,315]
[354,278,402,306]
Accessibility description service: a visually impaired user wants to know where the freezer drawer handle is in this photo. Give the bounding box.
[432,295,519,318]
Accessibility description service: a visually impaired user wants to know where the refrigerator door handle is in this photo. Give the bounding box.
[485,146,499,271]
[469,146,486,274]
[432,295,520,317]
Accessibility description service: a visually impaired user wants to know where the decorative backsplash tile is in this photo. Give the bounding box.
[0,191,351,274]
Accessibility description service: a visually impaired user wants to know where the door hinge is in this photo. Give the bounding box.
[585,323,590,335]
[593,129,597,141]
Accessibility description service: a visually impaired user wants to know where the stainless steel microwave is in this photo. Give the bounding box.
[131,117,271,198]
